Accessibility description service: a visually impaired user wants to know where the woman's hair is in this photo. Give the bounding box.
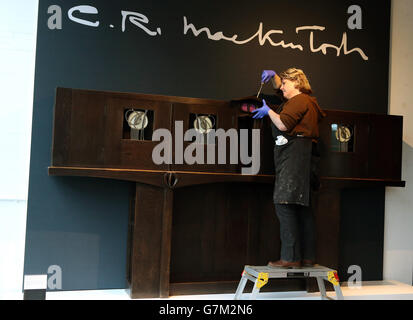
[279,68,312,94]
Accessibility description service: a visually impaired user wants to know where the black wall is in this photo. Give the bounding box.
[24,0,391,289]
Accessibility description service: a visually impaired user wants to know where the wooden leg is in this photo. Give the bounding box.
[315,188,341,268]
[128,183,173,298]
[159,188,173,298]
[307,188,341,293]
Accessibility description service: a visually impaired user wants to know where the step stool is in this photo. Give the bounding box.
[234,265,344,300]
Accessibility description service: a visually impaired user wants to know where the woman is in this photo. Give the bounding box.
[252,68,326,268]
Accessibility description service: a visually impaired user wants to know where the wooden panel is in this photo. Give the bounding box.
[169,279,306,296]
[246,184,280,265]
[306,189,341,293]
[129,183,166,299]
[314,189,341,268]
[51,88,72,166]
[109,96,172,171]
[126,184,136,286]
[159,188,173,298]
[319,110,369,178]
[69,90,106,166]
[170,183,249,283]
[169,183,279,283]
[120,140,168,170]
[171,102,238,173]
[368,114,403,180]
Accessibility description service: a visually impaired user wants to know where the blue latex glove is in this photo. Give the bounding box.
[252,99,270,119]
[261,70,276,83]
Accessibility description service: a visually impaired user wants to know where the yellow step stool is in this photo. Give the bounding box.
[234,265,343,300]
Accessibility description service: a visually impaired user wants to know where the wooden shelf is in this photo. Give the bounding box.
[320,176,405,188]
[48,166,275,188]
[48,166,405,189]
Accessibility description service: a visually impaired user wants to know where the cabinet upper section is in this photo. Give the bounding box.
[49,87,404,186]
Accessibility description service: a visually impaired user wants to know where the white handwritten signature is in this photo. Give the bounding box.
[63,8,369,61]
[183,17,368,61]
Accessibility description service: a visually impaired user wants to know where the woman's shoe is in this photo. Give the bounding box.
[267,260,301,268]
[302,259,315,267]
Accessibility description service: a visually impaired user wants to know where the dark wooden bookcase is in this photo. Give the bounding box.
[48,87,404,298]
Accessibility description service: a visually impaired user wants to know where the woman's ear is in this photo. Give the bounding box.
[294,80,300,90]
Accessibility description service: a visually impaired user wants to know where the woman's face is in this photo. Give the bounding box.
[280,79,299,99]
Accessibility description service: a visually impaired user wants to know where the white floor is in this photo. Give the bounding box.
[1,280,412,300]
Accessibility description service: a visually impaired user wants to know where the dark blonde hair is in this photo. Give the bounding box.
[280,68,312,94]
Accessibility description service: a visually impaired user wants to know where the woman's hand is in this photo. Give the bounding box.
[261,70,277,83]
[252,99,270,119]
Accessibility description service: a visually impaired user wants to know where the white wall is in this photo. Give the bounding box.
[384,0,413,285]
[0,2,38,298]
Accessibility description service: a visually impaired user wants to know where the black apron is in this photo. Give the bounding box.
[270,98,322,206]
[272,130,313,206]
